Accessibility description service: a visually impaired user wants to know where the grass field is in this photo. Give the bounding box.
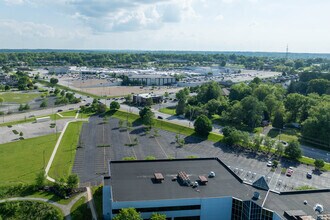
[0,92,40,104]
[267,128,299,142]
[110,110,223,143]
[70,196,92,220]
[0,133,59,186]
[159,107,176,115]
[59,110,77,117]
[0,113,62,127]
[48,121,84,180]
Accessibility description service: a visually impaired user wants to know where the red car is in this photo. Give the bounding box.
[286,167,294,177]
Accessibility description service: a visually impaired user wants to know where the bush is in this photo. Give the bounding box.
[194,114,212,136]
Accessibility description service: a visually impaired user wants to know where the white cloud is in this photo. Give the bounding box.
[67,0,198,32]
[0,19,87,39]
[215,14,224,21]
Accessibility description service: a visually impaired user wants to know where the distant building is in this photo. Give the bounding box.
[103,158,330,220]
[129,74,176,86]
[133,93,163,105]
[48,66,71,75]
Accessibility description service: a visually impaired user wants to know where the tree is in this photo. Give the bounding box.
[60,90,65,97]
[4,85,10,91]
[139,107,154,128]
[164,92,169,98]
[97,103,107,113]
[275,142,284,157]
[113,208,142,220]
[176,100,185,115]
[124,94,132,103]
[252,134,263,152]
[264,137,275,153]
[285,93,306,122]
[272,111,284,129]
[145,97,153,106]
[24,104,30,110]
[49,77,59,86]
[302,102,330,146]
[19,132,23,137]
[110,101,120,110]
[240,96,265,128]
[220,60,226,67]
[54,88,60,95]
[285,140,302,160]
[307,79,330,95]
[18,104,24,111]
[35,170,46,189]
[0,97,3,106]
[264,94,279,119]
[194,115,212,136]
[229,83,252,101]
[196,81,222,103]
[67,174,79,189]
[40,99,47,108]
[176,88,189,102]
[314,159,325,170]
[205,99,221,116]
[151,213,167,220]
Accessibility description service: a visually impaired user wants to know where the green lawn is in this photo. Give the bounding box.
[0,92,40,104]
[48,121,84,180]
[159,107,176,115]
[59,110,77,117]
[92,186,103,218]
[110,110,223,143]
[70,196,92,220]
[0,133,59,186]
[267,128,299,142]
[0,113,63,127]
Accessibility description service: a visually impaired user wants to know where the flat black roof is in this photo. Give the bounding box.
[264,190,330,219]
[109,158,266,205]
[108,158,330,219]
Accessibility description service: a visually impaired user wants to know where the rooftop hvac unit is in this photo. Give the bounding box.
[314,204,324,213]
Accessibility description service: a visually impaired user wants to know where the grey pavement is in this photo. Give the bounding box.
[73,116,330,191]
[0,118,71,144]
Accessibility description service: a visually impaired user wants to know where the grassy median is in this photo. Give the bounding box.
[48,121,84,180]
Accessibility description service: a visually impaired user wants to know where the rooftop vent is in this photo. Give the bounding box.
[154,173,164,183]
[209,171,215,178]
[198,175,208,185]
[177,171,191,186]
[314,204,324,213]
[253,192,260,200]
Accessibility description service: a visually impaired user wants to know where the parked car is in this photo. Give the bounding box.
[157,116,163,120]
[306,172,312,179]
[57,109,63,112]
[286,167,294,177]
[69,108,74,110]
[267,161,273,167]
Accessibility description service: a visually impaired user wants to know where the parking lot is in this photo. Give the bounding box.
[0,119,70,144]
[72,116,330,190]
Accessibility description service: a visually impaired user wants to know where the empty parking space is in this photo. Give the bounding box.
[72,116,330,190]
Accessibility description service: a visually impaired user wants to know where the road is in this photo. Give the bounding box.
[1,103,82,124]
[2,89,329,161]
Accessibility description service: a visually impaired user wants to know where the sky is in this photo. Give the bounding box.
[0,0,329,53]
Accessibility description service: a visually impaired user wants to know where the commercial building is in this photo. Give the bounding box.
[129,74,176,86]
[133,93,163,105]
[103,158,330,220]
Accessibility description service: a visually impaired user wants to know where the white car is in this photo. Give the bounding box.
[267,161,273,167]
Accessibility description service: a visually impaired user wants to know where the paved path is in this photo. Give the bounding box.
[0,191,87,220]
